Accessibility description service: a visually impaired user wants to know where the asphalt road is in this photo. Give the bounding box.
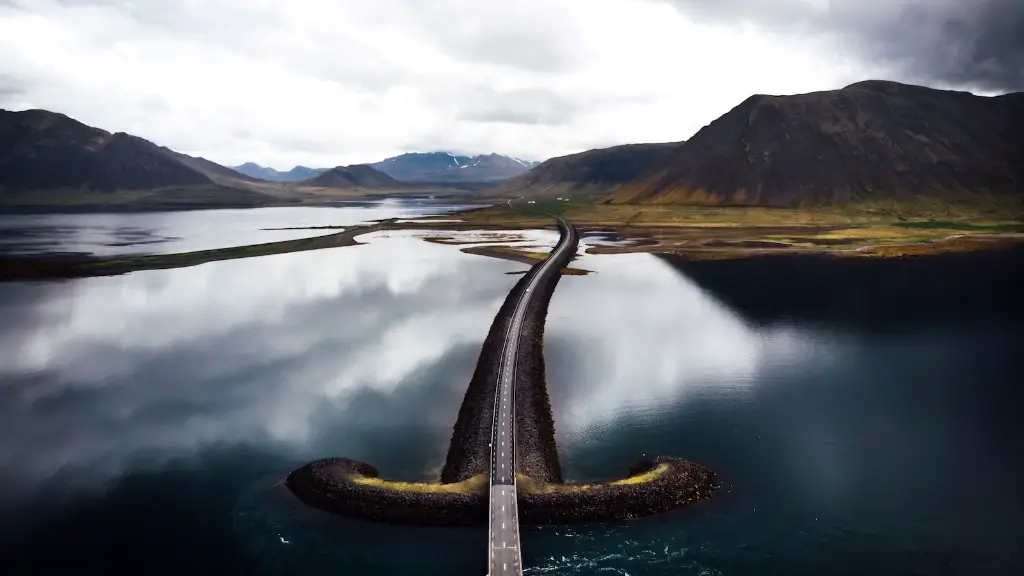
[487,216,577,576]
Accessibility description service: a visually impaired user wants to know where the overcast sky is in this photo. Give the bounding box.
[1,0,1021,169]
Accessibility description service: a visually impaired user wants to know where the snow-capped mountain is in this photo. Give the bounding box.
[371,152,539,182]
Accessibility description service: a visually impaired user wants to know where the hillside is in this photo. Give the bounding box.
[232,162,328,182]
[610,81,1024,206]
[372,152,537,182]
[301,164,402,189]
[0,108,257,193]
[493,142,680,197]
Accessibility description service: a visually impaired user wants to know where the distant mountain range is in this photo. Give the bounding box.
[0,110,410,204]
[372,152,538,182]
[6,79,1023,210]
[231,163,327,182]
[234,152,537,184]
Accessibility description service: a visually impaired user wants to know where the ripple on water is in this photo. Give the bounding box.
[231,474,484,575]
[524,521,723,575]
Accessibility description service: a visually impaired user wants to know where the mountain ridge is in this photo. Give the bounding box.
[609,80,1024,206]
[231,163,328,182]
[233,152,536,183]
[300,164,401,189]
[492,142,682,198]
[371,151,537,182]
[1,108,256,193]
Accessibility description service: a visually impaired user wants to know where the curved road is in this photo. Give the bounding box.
[488,216,578,576]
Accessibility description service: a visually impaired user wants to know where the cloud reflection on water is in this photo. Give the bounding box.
[544,247,820,448]
[0,234,521,500]
[0,229,821,506]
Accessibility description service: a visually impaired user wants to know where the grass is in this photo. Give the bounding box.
[454,195,1024,229]
[609,463,670,485]
[517,464,670,494]
[348,473,488,494]
[438,199,1024,260]
[513,198,571,217]
[893,221,1024,233]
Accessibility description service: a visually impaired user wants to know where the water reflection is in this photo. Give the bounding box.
[1,226,1021,575]
[0,200,465,256]
[0,233,520,506]
[661,248,1024,331]
[545,250,820,458]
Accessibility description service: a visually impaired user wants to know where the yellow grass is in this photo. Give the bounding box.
[609,463,670,485]
[517,464,670,494]
[454,199,1023,230]
[348,473,488,494]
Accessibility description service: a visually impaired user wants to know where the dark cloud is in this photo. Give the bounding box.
[657,0,1024,92]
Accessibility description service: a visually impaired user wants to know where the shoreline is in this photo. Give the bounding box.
[2,206,1023,282]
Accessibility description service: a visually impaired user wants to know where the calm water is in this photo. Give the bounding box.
[0,199,465,256]
[0,207,1021,575]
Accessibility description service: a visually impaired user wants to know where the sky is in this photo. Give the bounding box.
[1,0,1021,169]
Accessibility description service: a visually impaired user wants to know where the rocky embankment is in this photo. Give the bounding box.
[286,218,718,525]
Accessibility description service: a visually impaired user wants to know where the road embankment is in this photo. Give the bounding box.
[286,218,718,525]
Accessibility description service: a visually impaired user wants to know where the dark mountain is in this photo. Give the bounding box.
[372,151,537,182]
[232,162,328,182]
[494,142,680,197]
[163,150,258,185]
[0,109,254,192]
[611,80,1024,206]
[301,164,401,189]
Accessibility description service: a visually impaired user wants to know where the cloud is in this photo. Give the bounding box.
[655,0,1024,92]
[455,87,580,126]
[0,0,952,169]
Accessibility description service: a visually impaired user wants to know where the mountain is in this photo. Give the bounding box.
[493,142,681,197]
[232,162,328,182]
[0,108,256,192]
[371,152,538,182]
[610,80,1024,206]
[301,164,401,189]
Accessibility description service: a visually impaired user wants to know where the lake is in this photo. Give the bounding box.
[0,203,1021,575]
[0,199,465,256]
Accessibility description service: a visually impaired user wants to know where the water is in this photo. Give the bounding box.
[0,199,466,256]
[0,208,1021,575]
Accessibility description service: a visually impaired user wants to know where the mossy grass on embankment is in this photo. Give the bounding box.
[286,457,715,525]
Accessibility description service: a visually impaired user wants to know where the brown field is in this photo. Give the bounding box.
[409,199,1024,261]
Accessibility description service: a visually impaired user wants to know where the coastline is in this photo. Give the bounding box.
[2,200,1022,282]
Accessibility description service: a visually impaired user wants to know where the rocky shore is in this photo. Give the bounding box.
[286,218,718,525]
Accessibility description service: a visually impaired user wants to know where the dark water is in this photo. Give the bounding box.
[0,211,1021,575]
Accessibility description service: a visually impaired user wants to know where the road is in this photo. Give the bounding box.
[487,216,577,576]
